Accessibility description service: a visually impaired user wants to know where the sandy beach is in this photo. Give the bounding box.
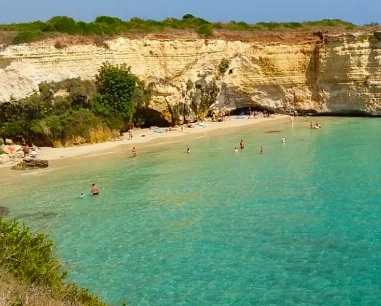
[36,115,288,160]
[0,115,288,180]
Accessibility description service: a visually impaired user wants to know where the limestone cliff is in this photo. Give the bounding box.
[0,31,380,115]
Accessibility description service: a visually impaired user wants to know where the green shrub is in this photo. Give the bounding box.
[54,41,66,49]
[93,62,137,128]
[369,35,379,44]
[0,217,66,287]
[0,217,108,305]
[12,30,43,44]
[197,23,213,37]
[219,58,230,75]
[44,16,77,34]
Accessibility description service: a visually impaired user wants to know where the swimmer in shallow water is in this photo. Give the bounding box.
[80,193,86,198]
[281,136,286,144]
[91,184,99,195]
[260,146,265,154]
[187,148,191,154]
[234,147,238,152]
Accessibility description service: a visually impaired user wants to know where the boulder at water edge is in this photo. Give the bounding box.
[11,159,49,170]
[0,206,9,216]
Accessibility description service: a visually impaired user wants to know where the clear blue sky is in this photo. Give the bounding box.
[1,0,377,25]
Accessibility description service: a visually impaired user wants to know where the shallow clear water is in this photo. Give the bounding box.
[1,117,381,305]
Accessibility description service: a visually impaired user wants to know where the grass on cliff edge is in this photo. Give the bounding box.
[0,216,124,306]
[0,15,373,45]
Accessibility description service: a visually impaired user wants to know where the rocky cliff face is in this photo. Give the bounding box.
[0,31,380,115]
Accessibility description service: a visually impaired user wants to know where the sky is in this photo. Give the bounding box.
[0,0,378,25]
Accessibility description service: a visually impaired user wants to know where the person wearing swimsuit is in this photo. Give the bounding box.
[91,184,99,195]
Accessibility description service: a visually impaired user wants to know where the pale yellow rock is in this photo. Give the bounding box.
[0,32,380,114]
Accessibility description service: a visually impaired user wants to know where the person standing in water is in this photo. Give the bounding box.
[187,148,191,154]
[281,136,286,144]
[91,184,99,195]
[260,146,265,154]
[240,140,245,150]
[132,147,137,157]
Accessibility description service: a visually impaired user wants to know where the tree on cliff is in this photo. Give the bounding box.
[92,62,137,130]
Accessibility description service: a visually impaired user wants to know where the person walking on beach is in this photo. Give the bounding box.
[128,130,133,140]
[132,147,137,157]
[91,184,99,195]
[240,140,245,150]
[260,146,265,154]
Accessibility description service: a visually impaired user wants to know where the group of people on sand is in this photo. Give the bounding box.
[22,143,39,158]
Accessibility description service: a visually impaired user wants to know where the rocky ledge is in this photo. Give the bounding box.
[0,206,9,216]
[1,141,25,166]
[11,159,49,170]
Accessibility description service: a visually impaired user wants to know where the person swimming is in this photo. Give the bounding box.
[234,147,238,152]
[91,184,99,196]
[80,193,86,198]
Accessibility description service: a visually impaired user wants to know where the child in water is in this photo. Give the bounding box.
[80,193,86,198]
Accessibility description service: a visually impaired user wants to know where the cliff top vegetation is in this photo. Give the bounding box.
[0,15,378,45]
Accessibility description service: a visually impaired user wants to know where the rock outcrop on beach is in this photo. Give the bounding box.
[0,145,25,166]
[0,206,9,216]
[11,159,49,170]
[0,31,381,115]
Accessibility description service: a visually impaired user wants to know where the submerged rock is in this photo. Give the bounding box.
[11,159,49,170]
[0,206,9,216]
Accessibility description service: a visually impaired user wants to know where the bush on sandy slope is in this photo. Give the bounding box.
[0,216,108,305]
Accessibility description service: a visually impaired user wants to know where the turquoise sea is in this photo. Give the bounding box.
[1,117,381,305]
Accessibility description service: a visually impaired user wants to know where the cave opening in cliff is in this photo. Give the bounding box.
[230,106,275,116]
[134,108,171,128]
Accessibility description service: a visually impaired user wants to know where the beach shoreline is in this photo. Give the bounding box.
[0,115,289,181]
